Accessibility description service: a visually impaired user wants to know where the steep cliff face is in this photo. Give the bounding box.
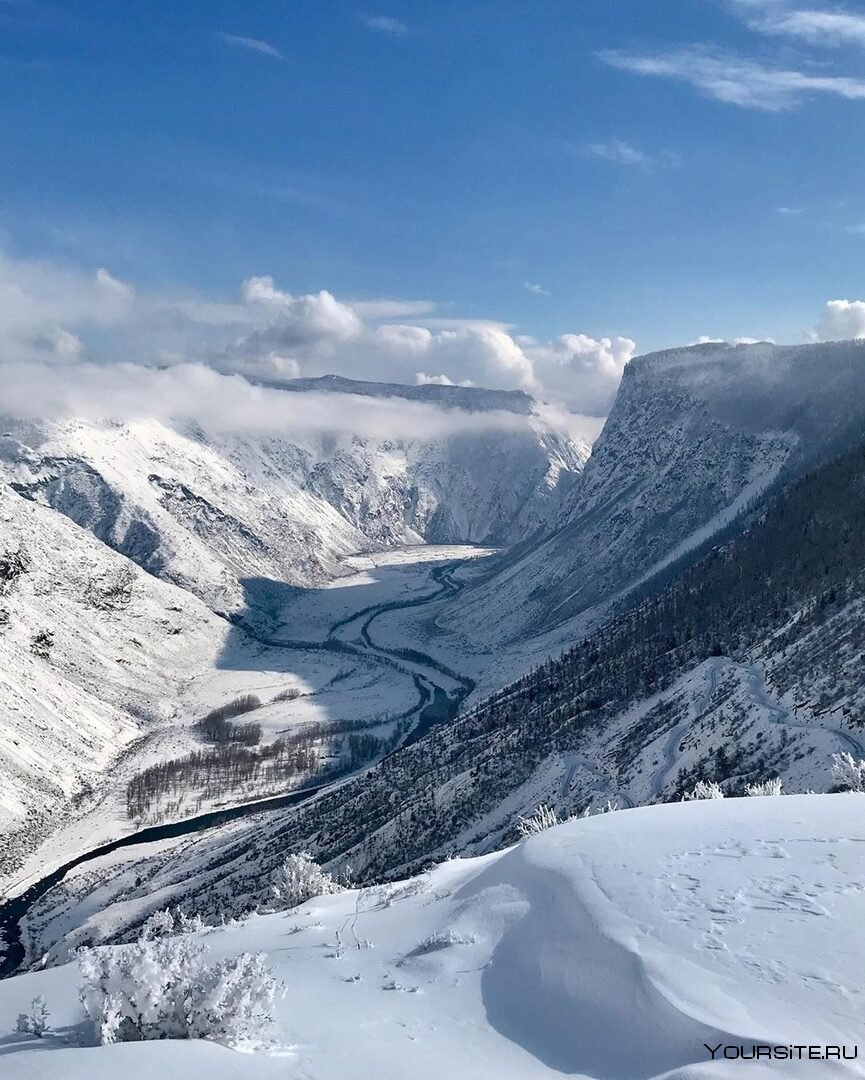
[0,381,589,613]
[444,340,865,647]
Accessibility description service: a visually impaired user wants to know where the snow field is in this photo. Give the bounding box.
[2,795,865,1079]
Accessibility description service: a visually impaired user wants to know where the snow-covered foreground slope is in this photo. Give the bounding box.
[3,795,864,1079]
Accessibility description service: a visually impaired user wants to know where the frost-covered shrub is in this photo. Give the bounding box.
[745,778,783,797]
[832,752,865,793]
[519,798,621,836]
[139,909,175,941]
[682,779,725,801]
[30,629,54,658]
[270,852,342,911]
[517,804,560,836]
[78,937,278,1046]
[0,548,29,593]
[16,995,49,1037]
[176,911,206,934]
[140,908,206,940]
[273,688,302,702]
[372,876,428,908]
[415,930,477,953]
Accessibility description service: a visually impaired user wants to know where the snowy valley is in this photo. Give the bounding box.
[3,345,865,1078]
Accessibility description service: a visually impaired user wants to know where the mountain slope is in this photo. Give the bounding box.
[445,339,865,647]
[0,480,231,879]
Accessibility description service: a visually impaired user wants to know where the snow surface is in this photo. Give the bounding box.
[2,795,865,1078]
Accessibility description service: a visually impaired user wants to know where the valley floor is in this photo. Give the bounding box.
[1,545,497,953]
[2,795,864,1078]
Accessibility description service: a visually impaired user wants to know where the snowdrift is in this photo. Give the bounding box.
[2,794,863,1079]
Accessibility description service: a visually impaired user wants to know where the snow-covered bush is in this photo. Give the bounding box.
[832,752,865,793]
[415,929,477,953]
[16,995,49,1038]
[140,908,206,940]
[139,909,175,940]
[517,804,560,836]
[372,876,428,908]
[745,778,783,797]
[270,852,342,910]
[85,565,136,611]
[273,687,302,702]
[0,547,29,593]
[30,629,54,658]
[78,937,278,1046]
[682,779,725,801]
[519,798,622,835]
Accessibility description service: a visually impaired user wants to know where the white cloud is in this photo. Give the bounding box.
[577,139,681,171]
[0,251,635,417]
[524,281,551,297]
[691,334,776,345]
[525,334,638,414]
[0,361,531,442]
[732,2,865,47]
[815,299,865,339]
[586,139,649,167]
[415,372,474,387]
[217,33,284,60]
[776,206,804,214]
[0,253,134,364]
[349,298,435,319]
[414,317,514,332]
[599,46,865,110]
[236,277,364,355]
[96,267,135,300]
[360,15,411,37]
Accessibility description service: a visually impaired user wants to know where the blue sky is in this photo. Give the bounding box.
[2,0,865,410]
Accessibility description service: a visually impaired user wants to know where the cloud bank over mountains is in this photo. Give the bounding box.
[816,299,865,341]
[0,248,861,437]
[0,250,637,420]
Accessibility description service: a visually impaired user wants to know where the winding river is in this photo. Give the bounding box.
[0,555,478,978]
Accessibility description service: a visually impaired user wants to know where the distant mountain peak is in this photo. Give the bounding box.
[259,373,535,415]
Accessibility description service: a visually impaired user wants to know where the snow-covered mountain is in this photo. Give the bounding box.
[445,339,865,647]
[0,480,231,876]
[0,379,589,615]
[3,796,863,1080]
